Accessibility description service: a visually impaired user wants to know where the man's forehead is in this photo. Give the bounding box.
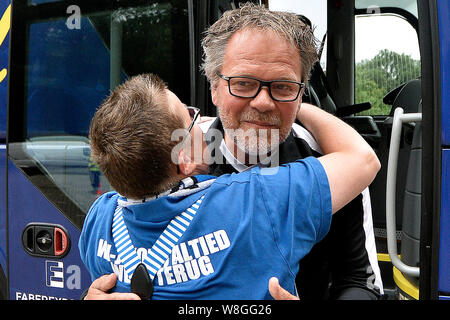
[221,31,302,80]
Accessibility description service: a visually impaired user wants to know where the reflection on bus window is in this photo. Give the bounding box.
[26,16,111,214]
[30,0,62,5]
[12,1,190,226]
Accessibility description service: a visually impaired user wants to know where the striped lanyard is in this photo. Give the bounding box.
[111,176,215,296]
[112,194,205,281]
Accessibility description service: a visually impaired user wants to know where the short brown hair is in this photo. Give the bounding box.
[89,74,185,199]
[201,2,318,86]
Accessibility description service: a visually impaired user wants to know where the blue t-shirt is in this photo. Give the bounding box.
[79,157,332,299]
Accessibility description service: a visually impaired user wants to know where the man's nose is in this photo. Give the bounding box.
[249,86,276,112]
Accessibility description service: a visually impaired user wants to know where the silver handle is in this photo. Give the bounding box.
[386,107,421,277]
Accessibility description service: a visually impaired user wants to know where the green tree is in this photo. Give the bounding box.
[355,49,421,115]
[355,76,388,115]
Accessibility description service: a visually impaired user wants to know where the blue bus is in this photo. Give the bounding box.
[0,0,448,300]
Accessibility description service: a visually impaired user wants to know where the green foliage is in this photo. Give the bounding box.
[355,49,421,115]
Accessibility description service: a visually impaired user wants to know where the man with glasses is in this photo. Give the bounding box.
[83,3,383,300]
[199,3,383,300]
[79,73,380,299]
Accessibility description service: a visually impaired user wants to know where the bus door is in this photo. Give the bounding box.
[266,0,448,300]
[353,0,448,300]
[352,0,423,299]
[6,0,197,300]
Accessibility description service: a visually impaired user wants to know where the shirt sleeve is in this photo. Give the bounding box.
[78,193,116,282]
[254,156,332,271]
[78,198,100,281]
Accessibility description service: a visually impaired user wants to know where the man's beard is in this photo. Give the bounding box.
[219,108,292,156]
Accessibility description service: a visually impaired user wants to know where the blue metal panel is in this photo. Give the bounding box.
[0,147,6,276]
[0,0,10,284]
[0,1,9,140]
[437,0,450,296]
[8,160,91,300]
[438,0,450,146]
[439,149,450,293]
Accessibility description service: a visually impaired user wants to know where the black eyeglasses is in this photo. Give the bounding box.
[179,106,200,146]
[217,73,305,102]
[177,106,200,173]
[186,106,200,133]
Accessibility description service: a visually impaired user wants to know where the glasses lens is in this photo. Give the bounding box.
[270,81,301,101]
[229,77,260,98]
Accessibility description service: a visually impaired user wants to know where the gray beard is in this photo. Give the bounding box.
[224,127,281,156]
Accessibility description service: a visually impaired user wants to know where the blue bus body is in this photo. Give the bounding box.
[0,0,10,299]
[438,0,450,298]
[0,0,448,300]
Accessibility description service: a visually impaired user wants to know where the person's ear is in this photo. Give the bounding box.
[211,82,219,107]
[296,98,302,114]
[177,148,196,176]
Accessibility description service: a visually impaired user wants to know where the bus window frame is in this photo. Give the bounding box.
[7,0,195,229]
[354,7,418,33]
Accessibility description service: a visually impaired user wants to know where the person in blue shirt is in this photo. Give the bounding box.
[79,73,380,299]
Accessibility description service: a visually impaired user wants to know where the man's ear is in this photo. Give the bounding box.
[211,83,219,107]
[178,148,196,176]
[296,97,303,115]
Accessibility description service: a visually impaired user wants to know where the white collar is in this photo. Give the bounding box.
[118,176,215,207]
[219,139,250,173]
[219,139,283,173]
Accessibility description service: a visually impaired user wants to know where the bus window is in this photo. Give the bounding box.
[355,14,421,115]
[9,0,191,228]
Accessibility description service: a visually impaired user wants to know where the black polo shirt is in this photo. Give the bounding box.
[204,117,383,300]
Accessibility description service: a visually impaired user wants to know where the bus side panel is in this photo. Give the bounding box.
[0,147,6,298]
[8,160,90,300]
[0,0,10,298]
[439,149,450,297]
[438,0,449,146]
[437,0,450,298]
[0,0,9,139]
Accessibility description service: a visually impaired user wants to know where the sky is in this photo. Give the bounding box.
[268,0,420,63]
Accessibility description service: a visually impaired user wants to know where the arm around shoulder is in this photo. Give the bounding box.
[297,104,381,213]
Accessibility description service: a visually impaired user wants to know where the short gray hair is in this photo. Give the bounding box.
[201,2,319,87]
[89,74,185,198]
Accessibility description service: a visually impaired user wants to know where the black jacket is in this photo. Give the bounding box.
[206,118,382,300]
